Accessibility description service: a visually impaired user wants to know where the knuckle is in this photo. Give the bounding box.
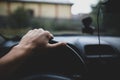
[39,28,44,31]
[44,31,50,34]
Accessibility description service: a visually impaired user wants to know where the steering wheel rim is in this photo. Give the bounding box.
[16,40,86,80]
[49,40,87,70]
[19,74,72,80]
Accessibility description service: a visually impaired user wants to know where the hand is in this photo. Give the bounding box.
[0,28,66,79]
[18,28,66,49]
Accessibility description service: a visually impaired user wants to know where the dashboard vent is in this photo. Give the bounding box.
[84,44,116,55]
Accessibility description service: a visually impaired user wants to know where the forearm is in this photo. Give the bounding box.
[0,44,34,79]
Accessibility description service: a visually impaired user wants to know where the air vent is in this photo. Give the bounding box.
[84,44,116,55]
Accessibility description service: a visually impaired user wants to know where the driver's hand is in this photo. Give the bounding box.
[18,28,66,49]
[0,28,66,79]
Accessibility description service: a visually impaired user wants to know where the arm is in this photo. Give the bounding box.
[0,28,66,79]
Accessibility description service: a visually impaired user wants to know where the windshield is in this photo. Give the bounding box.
[0,0,119,37]
[0,35,5,44]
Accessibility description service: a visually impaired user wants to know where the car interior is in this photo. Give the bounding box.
[0,0,120,80]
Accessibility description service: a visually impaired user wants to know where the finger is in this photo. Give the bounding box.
[31,29,39,36]
[42,31,54,40]
[31,28,44,37]
[47,42,67,48]
[44,30,53,37]
[38,28,44,32]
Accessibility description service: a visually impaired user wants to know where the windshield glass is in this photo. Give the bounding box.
[0,36,5,44]
[0,0,119,37]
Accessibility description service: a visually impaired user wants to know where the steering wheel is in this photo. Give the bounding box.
[19,74,72,80]
[17,40,86,80]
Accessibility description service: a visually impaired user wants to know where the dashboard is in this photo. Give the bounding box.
[0,35,120,80]
[54,36,120,80]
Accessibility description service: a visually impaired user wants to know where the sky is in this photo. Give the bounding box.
[21,0,100,15]
[69,0,100,15]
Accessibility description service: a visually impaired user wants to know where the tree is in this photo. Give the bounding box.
[8,7,31,28]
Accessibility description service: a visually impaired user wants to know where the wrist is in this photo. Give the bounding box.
[17,42,36,49]
[13,44,35,55]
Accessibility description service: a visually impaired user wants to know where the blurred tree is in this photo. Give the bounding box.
[30,19,41,29]
[8,7,31,28]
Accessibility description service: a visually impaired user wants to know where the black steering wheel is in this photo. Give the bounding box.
[20,74,72,80]
[16,40,86,80]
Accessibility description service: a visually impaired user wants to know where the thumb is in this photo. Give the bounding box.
[47,42,67,48]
